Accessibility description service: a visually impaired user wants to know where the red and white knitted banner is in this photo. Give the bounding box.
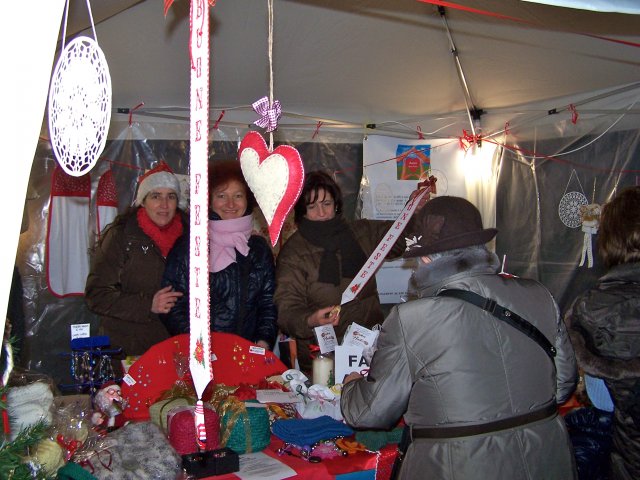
[340,188,430,305]
[188,0,213,447]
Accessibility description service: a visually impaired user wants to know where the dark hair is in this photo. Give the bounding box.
[598,186,640,268]
[208,160,256,214]
[293,171,343,223]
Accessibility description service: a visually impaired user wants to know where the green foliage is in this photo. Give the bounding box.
[0,417,52,479]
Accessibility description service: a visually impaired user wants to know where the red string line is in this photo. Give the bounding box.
[417,126,425,140]
[416,0,640,48]
[487,137,640,174]
[569,104,579,124]
[128,102,145,127]
[212,110,225,130]
[312,121,323,139]
[103,158,145,171]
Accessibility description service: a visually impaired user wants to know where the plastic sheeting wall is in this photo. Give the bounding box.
[14,124,363,385]
[13,116,640,384]
[497,128,640,310]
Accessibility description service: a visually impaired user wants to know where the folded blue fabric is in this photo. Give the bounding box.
[272,415,354,446]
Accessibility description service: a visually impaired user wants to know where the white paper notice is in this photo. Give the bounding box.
[256,389,302,404]
[314,325,338,354]
[236,451,296,480]
[70,323,90,340]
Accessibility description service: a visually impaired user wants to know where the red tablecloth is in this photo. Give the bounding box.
[203,436,398,480]
[121,333,287,421]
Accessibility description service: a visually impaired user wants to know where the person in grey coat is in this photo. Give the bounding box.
[340,195,578,480]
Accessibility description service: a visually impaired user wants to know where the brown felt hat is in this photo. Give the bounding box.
[403,196,497,258]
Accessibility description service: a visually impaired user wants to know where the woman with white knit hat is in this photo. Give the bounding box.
[85,161,188,356]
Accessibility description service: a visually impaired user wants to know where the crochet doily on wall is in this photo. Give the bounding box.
[558,191,588,228]
[48,36,112,177]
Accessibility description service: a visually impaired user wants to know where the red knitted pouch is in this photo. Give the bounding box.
[167,405,220,455]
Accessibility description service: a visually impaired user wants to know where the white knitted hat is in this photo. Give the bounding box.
[135,162,186,210]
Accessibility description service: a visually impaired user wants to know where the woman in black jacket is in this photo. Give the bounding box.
[566,185,640,480]
[161,161,277,350]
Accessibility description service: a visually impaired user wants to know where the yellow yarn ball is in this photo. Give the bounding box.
[31,439,66,475]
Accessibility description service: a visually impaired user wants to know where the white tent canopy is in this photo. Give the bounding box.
[2,0,639,379]
[62,0,640,140]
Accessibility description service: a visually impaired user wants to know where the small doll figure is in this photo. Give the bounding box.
[579,203,601,268]
[92,381,128,432]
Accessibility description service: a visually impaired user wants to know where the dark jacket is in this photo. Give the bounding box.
[566,262,640,480]
[85,209,185,355]
[341,248,577,480]
[274,219,402,373]
[161,232,278,348]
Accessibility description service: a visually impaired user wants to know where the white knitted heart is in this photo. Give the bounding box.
[238,131,304,246]
[240,148,289,225]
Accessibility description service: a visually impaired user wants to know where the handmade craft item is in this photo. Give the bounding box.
[579,203,601,268]
[48,7,112,178]
[239,131,305,246]
[558,169,588,228]
[7,381,54,441]
[272,415,354,456]
[96,169,118,237]
[46,166,91,297]
[167,404,220,455]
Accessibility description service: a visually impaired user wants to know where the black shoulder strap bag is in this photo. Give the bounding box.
[437,288,557,360]
[389,288,557,480]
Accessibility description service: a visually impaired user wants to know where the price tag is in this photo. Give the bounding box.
[70,323,90,340]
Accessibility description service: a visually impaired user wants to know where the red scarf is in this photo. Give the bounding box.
[136,208,183,257]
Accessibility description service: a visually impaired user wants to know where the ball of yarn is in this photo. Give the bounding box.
[31,439,66,475]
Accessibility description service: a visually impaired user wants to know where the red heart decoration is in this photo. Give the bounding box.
[239,131,304,246]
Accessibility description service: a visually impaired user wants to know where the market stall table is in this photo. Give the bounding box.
[202,436,397,480]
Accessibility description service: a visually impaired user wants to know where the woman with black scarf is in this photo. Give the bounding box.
[274,171,404,374]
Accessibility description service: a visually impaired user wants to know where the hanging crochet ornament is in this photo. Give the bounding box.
[48,2,112,177]
[558,169,588,228]
[579,203,601,268]
[239,131,304,246]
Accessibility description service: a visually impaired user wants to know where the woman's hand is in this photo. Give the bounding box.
[307,306,340,328]
[342,372,364,384]
[151,286,183,314]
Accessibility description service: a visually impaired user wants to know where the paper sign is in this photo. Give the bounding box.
[314,325,338,354]
[236,451,296,480]
[342,322,379,349]
[70,323,90,340]
[335,345,370,384]
[249,345,266,356]
[256,389,302,404]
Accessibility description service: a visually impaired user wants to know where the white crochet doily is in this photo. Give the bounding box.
[558,191,588,228]
[48,36,112,177]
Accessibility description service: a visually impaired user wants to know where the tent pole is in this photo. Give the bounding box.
[437,6,480,138]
